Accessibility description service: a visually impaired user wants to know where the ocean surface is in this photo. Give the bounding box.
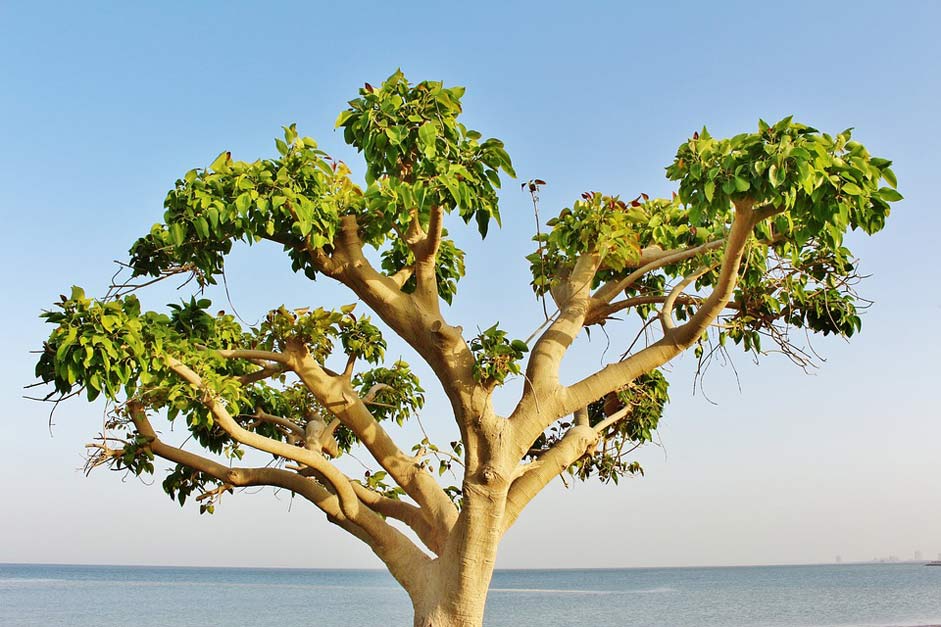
[1,562,939,626]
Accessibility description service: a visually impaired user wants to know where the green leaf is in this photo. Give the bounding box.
[334,110,354,128]
[386,126,407,145]
[169,222,185,246]
[209,151,230,171]
[882,167,898,189]
[475,210,489,238]
[194,217,209,239]
[418,122,438,147]
[283,123,297,144]
[842,182,863,196]
[235,193,252,214]
[704,180,715,202]
[768,164,783,187]
[877,187,903,202]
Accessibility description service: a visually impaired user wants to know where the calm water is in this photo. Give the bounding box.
[1,563,939,626]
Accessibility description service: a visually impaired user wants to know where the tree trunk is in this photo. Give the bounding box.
[409,480,506,627]
[411,578,489,627]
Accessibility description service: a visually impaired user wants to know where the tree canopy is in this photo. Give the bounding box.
[34,70,899,626]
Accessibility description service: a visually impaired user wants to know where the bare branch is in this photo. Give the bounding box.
[591,239,726,305]
[249,409,305,439]
[237,364,285,386]
[127,406,361,549]
[574,407,589,428]
[659,265,716,333]
[342,352,357,379]
[503,425,597,532]
[753,203,785,222]
[411,205,445,309]
[390,265,415,289]
[520,254,599,399]
[350,482,445,555]
[585,293,735,327]
[216,348,291,365]
[318,215,480,432]
[590,402,634,435]
[508,253,600,457]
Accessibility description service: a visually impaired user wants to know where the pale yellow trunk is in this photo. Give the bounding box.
[410,479,506,627]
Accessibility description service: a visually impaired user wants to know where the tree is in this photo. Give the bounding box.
[33,71,900,627]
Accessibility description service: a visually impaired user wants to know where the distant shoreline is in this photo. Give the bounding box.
[2,560,934,571]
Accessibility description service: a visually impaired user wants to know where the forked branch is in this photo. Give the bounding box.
[551,201,760,433]
[125,403,429,592]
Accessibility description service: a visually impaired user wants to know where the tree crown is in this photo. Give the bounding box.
[34,72,899,567]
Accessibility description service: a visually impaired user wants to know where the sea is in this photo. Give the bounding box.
[1,562,939,626]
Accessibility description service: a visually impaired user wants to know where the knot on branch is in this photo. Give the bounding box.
[479,465,499,485]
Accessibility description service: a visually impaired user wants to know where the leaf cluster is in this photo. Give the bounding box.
[360,470,405,500]
[554,371,669,485]
[162,464,229,514]
[380,229,466,304]
[130,125,357,285]
[528,193,641,295]
[337,69,515,239]
[353,360,425,426]
[667,118,898,244]
[468,324,528,386]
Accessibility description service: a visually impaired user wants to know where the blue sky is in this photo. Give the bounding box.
[2,1,939,568]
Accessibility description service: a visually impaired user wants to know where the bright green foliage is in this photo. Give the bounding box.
[353,360,425,426]
[336,69,514,239]
[468,324,529,385]
[666,121,896,343]
[130,125,356,285]
[339,311,387,364]
[529,193,641,294]
[529,193,725,295]
[34,71,524,513]
[34,287,425,510]
[667,119,897,241]
[129,70,514,303]
[37,287,148,401]
[35,74,900,504]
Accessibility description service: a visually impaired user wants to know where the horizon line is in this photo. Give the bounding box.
[2,559,929,572]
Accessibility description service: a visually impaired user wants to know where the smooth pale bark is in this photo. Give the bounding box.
[410,477,508,627]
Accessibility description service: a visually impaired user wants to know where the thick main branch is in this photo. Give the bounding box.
[558,201,758,419]
[502,425,597,532]
[287,346,459,536]
[307,215,499,478]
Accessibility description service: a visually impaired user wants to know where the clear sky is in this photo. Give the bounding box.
[1,1,939,569]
